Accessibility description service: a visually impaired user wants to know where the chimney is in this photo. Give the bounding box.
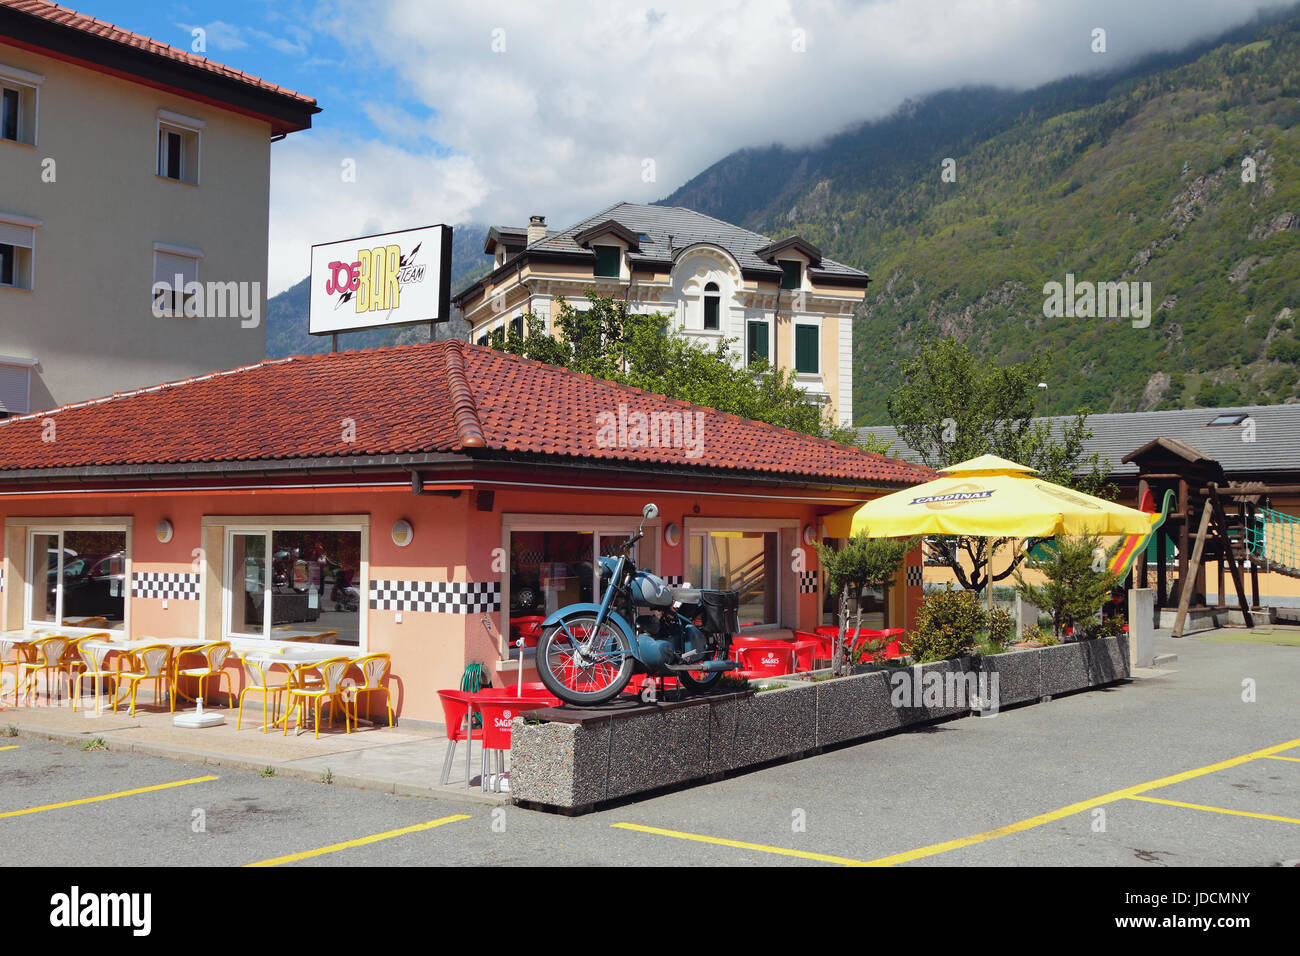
[527,215,547,246]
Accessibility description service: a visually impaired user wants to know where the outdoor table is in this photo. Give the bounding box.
[80,637,208,712]
[239,645,364,732]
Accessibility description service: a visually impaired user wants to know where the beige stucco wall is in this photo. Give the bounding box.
[0,42,272,411]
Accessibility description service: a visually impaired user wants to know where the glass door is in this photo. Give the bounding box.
[228,532,269,638]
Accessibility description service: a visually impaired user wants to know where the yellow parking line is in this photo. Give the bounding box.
[1264,755,1300,763]
[611,822,873,866]
[245,814,472,867]
[0,745,17,752]
[1128,795,1300,825]
[861,737,1300,866]
[0,776,217,819]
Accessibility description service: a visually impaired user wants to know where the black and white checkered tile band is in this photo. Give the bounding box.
[799,571,818,594]
[0,566,4,593]
[906,565,924,587]
[369,580,501,614]
[132,572,200,600]
[662,575,684,587]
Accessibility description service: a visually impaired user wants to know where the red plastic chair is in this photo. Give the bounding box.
[475,696,552,793]
[734,643,796,680]
[437,690,483,788]
[623,673,680,698]
[509,615,547,648]
[792,639,821,672]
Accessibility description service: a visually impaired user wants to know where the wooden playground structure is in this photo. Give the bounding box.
[1125,438,1300,638]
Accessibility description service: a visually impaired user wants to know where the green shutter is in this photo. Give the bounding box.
[780,261,801,290]
[795,325,819,374]
[593,246,621,278]
[747,321,769,362]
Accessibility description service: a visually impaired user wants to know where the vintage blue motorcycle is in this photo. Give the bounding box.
[534,504,742,706]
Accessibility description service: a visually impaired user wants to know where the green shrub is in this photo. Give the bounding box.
[908,585,984,663]
[987,606,1015,645]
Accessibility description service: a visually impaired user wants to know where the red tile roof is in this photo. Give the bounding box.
[0,342,933,487]
[1,0,317,107]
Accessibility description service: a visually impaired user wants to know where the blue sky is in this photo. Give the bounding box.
[71,1,1290,294]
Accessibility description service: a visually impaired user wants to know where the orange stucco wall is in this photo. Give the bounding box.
[1,477,916,722]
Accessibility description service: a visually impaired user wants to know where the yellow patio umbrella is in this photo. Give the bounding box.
[824,454,1159,625]
[824,454,1157,539]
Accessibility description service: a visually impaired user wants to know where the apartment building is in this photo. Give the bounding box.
[452,203,871,427]
[0,0,318,413]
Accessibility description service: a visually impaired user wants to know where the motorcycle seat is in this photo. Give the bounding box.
[671,587,702,606]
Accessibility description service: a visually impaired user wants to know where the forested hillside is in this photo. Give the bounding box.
[665,10,1300,423]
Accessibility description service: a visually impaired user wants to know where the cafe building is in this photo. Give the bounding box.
[0,341,931,721]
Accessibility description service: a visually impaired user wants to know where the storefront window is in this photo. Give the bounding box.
[688,530,778,627]
[227,527,362,645]
[29,529,128,629]
[509,531,593,620]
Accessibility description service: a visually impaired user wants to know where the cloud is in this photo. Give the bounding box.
[267,133,489,293]
[268,0,1282,289]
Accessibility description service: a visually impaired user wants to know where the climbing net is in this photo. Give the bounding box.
[1246,506,1300,575]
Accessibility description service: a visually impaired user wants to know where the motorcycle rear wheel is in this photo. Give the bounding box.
[536,614,634,705]
[678,639,730,693]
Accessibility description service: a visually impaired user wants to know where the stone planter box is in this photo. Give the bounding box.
[511,636,1130,813]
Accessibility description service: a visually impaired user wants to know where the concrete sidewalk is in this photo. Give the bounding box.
[0,690,508,805]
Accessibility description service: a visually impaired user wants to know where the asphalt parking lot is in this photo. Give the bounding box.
[2,629,1297,867]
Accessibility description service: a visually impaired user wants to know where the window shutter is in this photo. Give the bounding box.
[153,251,198,286]
[0,221,34,248]
[0,363,31,414]
[747,321,769,362]
[593,246,621,278]
[795,325,819,374]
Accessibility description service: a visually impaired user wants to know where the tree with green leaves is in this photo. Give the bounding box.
[816,534,915,675]
[486,290,857,443]
[1013,535,1120,638]
[883,335,1114,593]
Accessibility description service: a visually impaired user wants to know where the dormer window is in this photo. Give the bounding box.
[593,245,621,278]
[703,282,721,330]
[779,260,801,290]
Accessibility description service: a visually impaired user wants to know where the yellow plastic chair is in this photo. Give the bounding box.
[175,642,234,707]
[70,634,118,712]
[115,645,175,715]
[14,635,70,705]
[237,653,289,733]
[283,657,352,739]
[1,635,30,706]
[349,653,393,729]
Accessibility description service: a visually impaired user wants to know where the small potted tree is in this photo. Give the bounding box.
[816,534,915,676]
[1013,535,1119,641]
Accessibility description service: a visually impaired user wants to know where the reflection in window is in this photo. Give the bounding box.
[689,530,778,626]
[229,529,362,645]
[31,529,127,629]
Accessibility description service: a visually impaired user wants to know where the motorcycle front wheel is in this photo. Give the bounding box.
[536,614,634,705]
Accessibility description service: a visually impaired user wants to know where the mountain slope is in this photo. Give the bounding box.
[265,224,488,357]
[663,10,1300,423]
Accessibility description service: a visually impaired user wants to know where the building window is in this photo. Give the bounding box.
[152,245,201,315]
[779,260,802,290]
[746,320,769,364]
[688,530,779,627]
[0,356,34,415]
[476,333,490,347]
[511,315,525,339]
[28,528,128,630]
[226,527,363,645]
[0,64,40,146]
[0,215,37,290]
[593,245,621,278]
[703,282,720,330]
[157,111,202,185]
[794,323,819,374]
